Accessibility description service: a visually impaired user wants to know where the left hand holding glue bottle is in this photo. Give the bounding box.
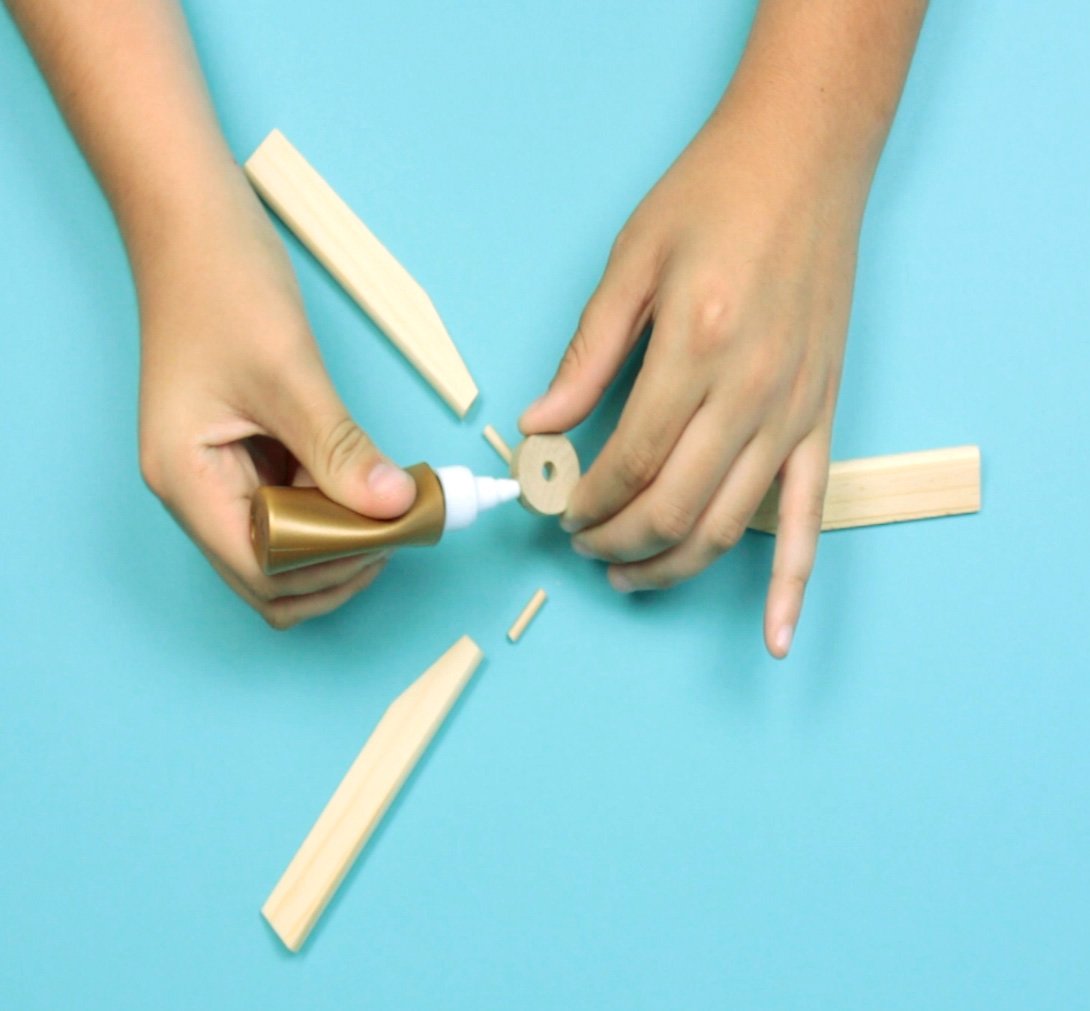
[143,185,518,626]
[4,0,497,629]
[138,182,424,629]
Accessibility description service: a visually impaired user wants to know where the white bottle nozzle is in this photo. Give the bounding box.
[435,466,521,533]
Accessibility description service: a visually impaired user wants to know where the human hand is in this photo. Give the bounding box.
[520,105,868,658]
[136,169,416,627]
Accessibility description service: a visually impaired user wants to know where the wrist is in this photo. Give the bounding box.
[116,145,251,285]
[711,2,925,214]
[698,95,872,234]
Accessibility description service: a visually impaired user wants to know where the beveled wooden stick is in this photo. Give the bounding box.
[262,635,484,952]
[245,129,478,417]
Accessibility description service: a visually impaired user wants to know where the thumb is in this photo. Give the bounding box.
[519,231,655,435]
[273,372,417,519]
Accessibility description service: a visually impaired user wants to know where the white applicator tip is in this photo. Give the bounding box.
[473,476,521,511]
[494,478,522,505]
[435,466,521,532]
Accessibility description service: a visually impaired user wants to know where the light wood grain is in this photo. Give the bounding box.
[482,424,513,464]
[507,588,547,643]
[244,129,478,417]
[510,434,581,516]
[262,635,484,952]
[748,445,981,534]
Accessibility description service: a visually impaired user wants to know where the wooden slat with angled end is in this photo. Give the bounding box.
[748,445,981,534]
[244,129,479,417]
[262,635,484,952]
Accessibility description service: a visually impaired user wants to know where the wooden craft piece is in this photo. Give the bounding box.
[262,635,484,952]
[510,434,580,516]
[244,129,479,417]
[507,589,547,643]
[748,445,981,534]
[482,424,512,464]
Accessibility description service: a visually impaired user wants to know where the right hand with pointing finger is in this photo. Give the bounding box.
[136,168,416,628]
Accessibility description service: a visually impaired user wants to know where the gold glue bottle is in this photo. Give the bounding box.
[251,463,520,575]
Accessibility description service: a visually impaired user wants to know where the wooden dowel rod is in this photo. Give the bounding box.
[507,589,547,643]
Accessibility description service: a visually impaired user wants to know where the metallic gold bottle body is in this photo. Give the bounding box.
[251,462,445,575]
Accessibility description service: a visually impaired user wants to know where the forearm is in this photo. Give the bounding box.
[716,0,928,204]
[5,0,239,284]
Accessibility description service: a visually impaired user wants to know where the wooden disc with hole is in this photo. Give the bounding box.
[509,434,581,516]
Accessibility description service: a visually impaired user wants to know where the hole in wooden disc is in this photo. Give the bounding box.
[541,461,556,481]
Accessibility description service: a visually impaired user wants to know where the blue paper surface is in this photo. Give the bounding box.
[1,2,1088,1007]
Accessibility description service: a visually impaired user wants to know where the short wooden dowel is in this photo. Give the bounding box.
[482,424,513,464]
[507,589,548,643]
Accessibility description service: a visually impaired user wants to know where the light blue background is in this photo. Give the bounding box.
[2,1,1088,1007]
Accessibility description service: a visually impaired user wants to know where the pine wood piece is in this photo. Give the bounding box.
[244,129,478,417]
[482,424,513,464]
[748,445,981,534]
[507,589,548,643]
[510,434,581,516]
[262,635,484,952]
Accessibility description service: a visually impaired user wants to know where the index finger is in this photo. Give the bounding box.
[563,319,705,533]
[764,430,830,659]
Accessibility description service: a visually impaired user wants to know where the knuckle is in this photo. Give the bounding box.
[315,416,371,478]
[251,578,278,604]
[609,215,662,274]
[740,355,779,404]
[603,225,657,304]
[773,569,810,597]
[647,498,697,545]
[608,223,639,265]
[138,431,170,499]
[705,512,747,555]
[799,494,825,529]
[686,285,736,357]
[785,480,827,531]
[138,449,165,498]
[788,365,828,420]
[560,324,592,376]
[616,440,660,491]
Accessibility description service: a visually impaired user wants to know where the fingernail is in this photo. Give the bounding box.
[609,570,634,593]
[775,624,794,657]
[368,462,415,500]
[571,538,593,558]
